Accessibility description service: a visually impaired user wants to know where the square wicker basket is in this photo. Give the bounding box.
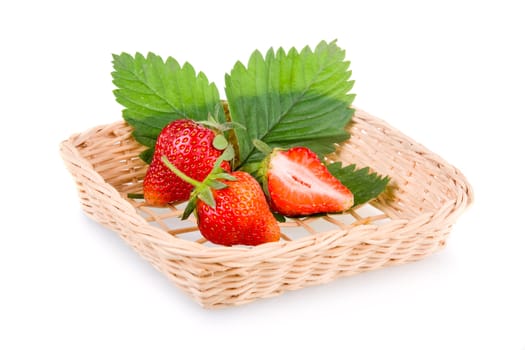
[60,108,473,308]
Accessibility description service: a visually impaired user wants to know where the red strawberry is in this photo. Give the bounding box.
[262,146,354,216]
[143,119,230,206]
[196,171,281,246]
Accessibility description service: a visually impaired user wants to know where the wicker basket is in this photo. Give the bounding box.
[59,108,473,308]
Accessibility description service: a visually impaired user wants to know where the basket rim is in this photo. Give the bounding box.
[60,108,473,260]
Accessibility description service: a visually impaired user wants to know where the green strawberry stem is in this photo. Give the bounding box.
[161,151,238,220]
[161,155,216,215]
[161,155,202,188]
[127,193,145,199]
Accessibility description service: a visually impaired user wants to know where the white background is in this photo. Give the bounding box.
[1,1,524,349]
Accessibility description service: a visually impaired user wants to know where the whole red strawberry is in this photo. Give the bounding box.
[262,146,354,216]
[143,119,230,206]
[196,171,281,246]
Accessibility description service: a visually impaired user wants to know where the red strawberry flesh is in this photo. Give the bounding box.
[267,147,354,216]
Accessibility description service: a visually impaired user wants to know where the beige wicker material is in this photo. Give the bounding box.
[59,108,473,308]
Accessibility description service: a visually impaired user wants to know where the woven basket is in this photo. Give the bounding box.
[60,108,473,308]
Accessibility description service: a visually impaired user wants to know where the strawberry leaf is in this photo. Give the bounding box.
[207,180,228,190]
[225,40,355,169]
[197,187,216,208]
[213,172,238,181]
[327,162,390,207]
[212,134,228,150]
[112,52,224,163]
[182,196,197,220]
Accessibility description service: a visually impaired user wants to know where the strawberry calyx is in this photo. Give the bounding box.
[196,106,246,150]
[251,139,283,198]
[161,144,237,220]
[196,107,246,166]
[252,139,273,156]
[198,104,246,133]
[198,119,246,135]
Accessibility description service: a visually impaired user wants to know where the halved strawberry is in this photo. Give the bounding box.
[262,146,354,216]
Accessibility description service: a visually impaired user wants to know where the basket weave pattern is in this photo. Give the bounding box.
[60,109,473,308]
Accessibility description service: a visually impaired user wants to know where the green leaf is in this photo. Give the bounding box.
[327,162,390,207]
[225,40,355,169]
[112,52,225,163]
[220,144,235,161]
[212,134,228,150]
[198,187,216,208]
[213,172,238,181]
[181,195,197,220]
[138,148,154,164]
[252,139,273,155]
[207,179,228,190]
[272,212,287,223]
